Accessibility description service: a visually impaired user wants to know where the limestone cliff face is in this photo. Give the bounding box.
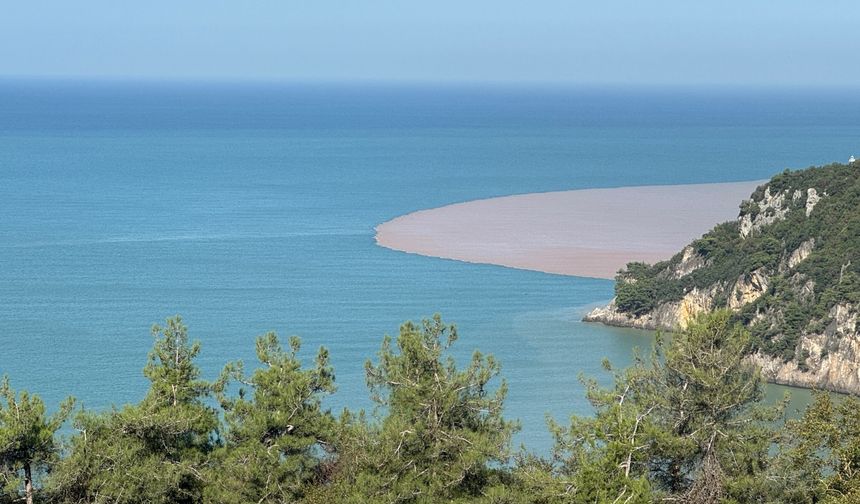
[739,187,790,238]
[727,268,769,311]
[749,303,860,393]
[584,165,860,394]
[670,246,709,279]
[583,284,720,331]
[782,238,815,272]
[583,269,772,333]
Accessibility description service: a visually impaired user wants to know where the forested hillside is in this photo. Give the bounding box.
[586,162,860,393]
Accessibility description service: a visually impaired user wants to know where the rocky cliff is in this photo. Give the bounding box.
[584,163,860,394]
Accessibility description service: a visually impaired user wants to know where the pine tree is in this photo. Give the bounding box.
[547,310,778,503]
[206,332,336,503]
[652,310,779,503]
[325,315,518,503]
[770,393,860,503]
[49,316,218,504]
[0,377,74,504]
[543,357,656,503]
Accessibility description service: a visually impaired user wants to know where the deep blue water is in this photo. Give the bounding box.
[1,80,858,452]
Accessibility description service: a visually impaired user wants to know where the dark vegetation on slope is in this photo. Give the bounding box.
[614,163,860,362]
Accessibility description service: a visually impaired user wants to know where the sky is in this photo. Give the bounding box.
[3,0,859,86]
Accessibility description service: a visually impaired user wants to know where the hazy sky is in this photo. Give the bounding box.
[3,1,859,86]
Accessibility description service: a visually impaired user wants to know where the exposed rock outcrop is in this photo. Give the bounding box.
[584,163,860,394]
[670,246,708,279]
[739,187,790,238]
[727,268,769,311]
[584,284,721,331]
[806,188,822,217]
[749,304,860,394]
[781,238,816,272]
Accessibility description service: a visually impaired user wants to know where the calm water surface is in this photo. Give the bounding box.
[1,81,858,451]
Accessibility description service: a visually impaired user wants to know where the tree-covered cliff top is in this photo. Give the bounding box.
[613,162,860,362]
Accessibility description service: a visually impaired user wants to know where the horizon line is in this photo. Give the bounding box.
[3,74,860,92]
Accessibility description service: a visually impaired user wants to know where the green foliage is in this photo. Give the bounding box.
[545,358,656,503]
[611,163,860,362]
[326,314,518,503]
[615,262,682,316]
[206,332,336,504]
[615,264,658,316]
[739,199,760,217]
[653,311,780,502]
[547,311,779,503]
[143,316,210,409]
[768,393,860,503]
[0,378,74,504]
[49,316,218,504]
[20,310,860,502]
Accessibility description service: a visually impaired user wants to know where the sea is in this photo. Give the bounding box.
[2,80,859,452]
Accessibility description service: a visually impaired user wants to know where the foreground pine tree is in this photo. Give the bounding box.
[315,315,518,503]
[769,393,860,503]
[540,310,779,504]
[0,378,74,504]
[206,332,336,503]
[50,316,218,504]
[19,311,860,502]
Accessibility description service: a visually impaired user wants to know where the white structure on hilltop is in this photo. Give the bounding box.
[850,155,856,164]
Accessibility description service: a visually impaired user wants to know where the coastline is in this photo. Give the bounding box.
[375,180,764,279]
[375,178,853,400]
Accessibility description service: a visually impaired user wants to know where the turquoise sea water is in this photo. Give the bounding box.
[1,81,858,451]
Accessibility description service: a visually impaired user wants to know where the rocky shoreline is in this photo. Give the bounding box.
[583,168,860,396]
[585,300,860,394]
